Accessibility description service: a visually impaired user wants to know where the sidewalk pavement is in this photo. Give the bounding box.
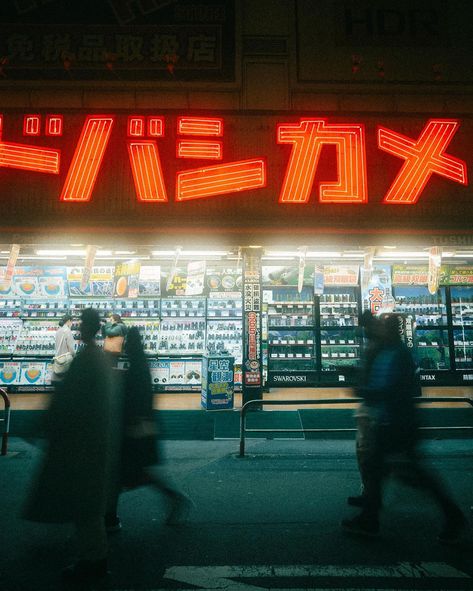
[0,437,472,590]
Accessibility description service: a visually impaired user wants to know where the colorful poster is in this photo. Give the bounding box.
[164,266,187,296]
[113,260,141,298]
[0,361,21,385]
[442,266,473,285]
[12,266,66,298]
[201,355,234,410]
[323,265,359,286]
[0,273,14,297]
[361,264,394,314]
[262,265,314,286]
[168,361,186,384]
[138,266,161,296]
[149,360,169,386]
[19,361,46,385]
[392,265,429,285]
[206,267,242,293]
[185,261,206,296]
[243,250,263,387]
[184,360,202,384]
[67,266,114,297]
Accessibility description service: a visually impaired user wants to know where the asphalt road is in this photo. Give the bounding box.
[0,437,472,590]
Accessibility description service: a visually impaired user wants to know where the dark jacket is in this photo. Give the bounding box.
[24,343,121,523]
[102,321,128,339]
[120,355,159,488]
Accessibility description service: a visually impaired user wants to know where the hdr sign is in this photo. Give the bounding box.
[0,113,468,205]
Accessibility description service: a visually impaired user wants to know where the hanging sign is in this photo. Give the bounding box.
[185,261,206,296]
[323,265,359,286]
[80,245,97,291]
[4,244,20,287]
[297,247,307,294]
[243,250,263,387]
[428,246,442,294]
[442,266,473,285]
[313,264,324,296]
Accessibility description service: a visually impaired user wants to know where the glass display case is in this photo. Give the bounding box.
[450,287,473,327]
[415,328,450,370]
[319,288,359,327]
[320,328,360,372]
[394,286,447,326]
[453,328,473,369]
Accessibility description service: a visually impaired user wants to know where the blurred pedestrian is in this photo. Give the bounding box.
[51,314,75,383]
[347,310,384,507]
[342,314,467,544]
[105,326,190,532]
[24,308,120,584]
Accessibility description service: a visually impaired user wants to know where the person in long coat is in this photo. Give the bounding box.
[105,326,190,531]
[24,308,121,584]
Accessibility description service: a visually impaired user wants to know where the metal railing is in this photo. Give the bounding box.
[1,388,11,456]
[239,397,473,457]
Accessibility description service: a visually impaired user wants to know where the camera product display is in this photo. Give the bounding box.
[21,299,69,319]
[394,287,447,326]
[14,320,57,356]
[0,299,22,318]
[0,319,22,354]
[319,291,359,327]
[451,287,473,327]
[415,329,450,370]
[320,329,360,371]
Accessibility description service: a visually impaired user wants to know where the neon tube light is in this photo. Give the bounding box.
[128,141,168,202]
[378,119,468,204]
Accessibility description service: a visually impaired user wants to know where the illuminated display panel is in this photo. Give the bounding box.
[148,117,164,137]
[176,158,266,201]
[178,117,223,136]
[127,116,145,137]
[0,141,60,174]
[60,115,115,202]
[277,119,367,204]
[23,115,41,137]
[127,141,168,202]
[45,115,63,137]
[379,119,468,204]
[177,140,223,160]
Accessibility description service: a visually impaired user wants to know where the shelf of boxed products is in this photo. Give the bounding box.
[394,295,447,326]
[267,302,314,328]
[319,293,359,327]
[414,329,450,371]
[14,320,58,357]
[453,328,473,368]
[207,297,242,319]
[21,299,69,319]
[161,296,206,318]
[320,329,361,371]
[206,320,242,362]
[0,319,23,355]
[158,318,206,355]
[268,329,315,361]
[0,298,22,318]
[451,302,473,326]
[126,319,161,354]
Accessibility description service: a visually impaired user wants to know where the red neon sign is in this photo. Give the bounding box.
[176,159,266,201]
[60,116,115,202]
[277,119,368,204]
[127,141,168,202]
[0,114,60,174]
[378,119,468,204]
[0,114,469,205]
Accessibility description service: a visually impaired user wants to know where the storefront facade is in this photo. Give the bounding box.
[1,1,473,403]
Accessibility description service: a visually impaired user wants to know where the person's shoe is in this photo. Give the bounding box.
[438,512,467,545]
[341,514,380,537]
[347,495,366,507]
[104,513,122,533]
[61,558,108,584]
[165,492,193,525]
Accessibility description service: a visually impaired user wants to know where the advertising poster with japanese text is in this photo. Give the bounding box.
[19,361,46,386]
[201,355,234,410]
[361,264,394,314]
[113,260,141,298]
[0,361,21,385]
[323,265,359,286]
[206,266,242,295]
[67,267,114,297]
[138,266,161,297]
[12,266,66,299]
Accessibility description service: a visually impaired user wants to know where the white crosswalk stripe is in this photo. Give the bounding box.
[111,561,472,590]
